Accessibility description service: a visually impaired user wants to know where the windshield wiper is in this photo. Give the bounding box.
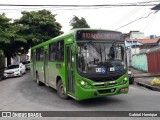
[88,41,102,62]
[103,43,107,62]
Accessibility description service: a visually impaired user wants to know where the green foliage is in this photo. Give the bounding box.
[0,10,63,65]
[15,9,62,46]
[70,16,90,29]
[0,13,11,43]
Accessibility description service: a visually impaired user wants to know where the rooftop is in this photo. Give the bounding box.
[126,38,160,44]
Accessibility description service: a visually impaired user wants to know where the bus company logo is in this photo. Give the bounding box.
[2,112,11,117]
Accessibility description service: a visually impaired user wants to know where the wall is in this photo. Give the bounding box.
[132,54,148,72]
[147,48,160,73]
[130,32,144,39]
[126,47,140,67]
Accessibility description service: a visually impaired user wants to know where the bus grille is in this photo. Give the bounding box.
[98,88,116,94]
[89,75,121,82]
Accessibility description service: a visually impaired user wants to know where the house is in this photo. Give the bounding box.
[0,48,31,67]
[125,39,142,66]
[138,38,160,52]
[124,31,160,67]
[124,31,145,40]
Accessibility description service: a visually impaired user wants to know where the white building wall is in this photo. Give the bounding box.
[127,47,140,67]
[130,32,144,39]
[131,47,140,56]
[27,48,31,61]
[11,55,20,65]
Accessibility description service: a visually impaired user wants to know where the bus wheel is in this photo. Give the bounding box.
[57,80,68,99]
[36,73,43,86]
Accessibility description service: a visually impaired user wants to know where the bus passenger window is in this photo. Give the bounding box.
[36,47,44,61]
[55,40,64,62]
[49,40,64,62]
[49,43,56,61]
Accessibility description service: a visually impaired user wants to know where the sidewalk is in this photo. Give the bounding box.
[130,67,160,92]
[130,67,160,78]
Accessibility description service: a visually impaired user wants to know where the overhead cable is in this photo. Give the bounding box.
[115,11,156,30]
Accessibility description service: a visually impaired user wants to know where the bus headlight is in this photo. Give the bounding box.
[124,77,128,81]
[81,81,85,85]
[78,80,92,89]
[120,77,128,84]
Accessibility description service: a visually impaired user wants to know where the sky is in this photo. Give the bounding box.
[0,0,160,36]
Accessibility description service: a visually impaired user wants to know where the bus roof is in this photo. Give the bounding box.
[31,28,123,50]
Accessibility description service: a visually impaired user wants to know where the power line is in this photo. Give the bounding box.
[115,11,156,30]
[130,0,160,4]
[0,6,118,11]
[142,12,158,33]
[0,4,157,7]
[0,3,157,11]
[111,0,154,29]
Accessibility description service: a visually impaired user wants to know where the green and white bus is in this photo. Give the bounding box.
[31,28,129,100]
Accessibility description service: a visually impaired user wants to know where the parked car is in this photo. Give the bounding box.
[22,61,30,70]
[128,70,134,84]
[3,63,26,78]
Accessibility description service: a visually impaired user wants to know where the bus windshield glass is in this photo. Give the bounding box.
[77,42,126,74]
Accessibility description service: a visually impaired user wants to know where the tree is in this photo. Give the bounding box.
[70,16,90,29]
[15,9,63,47]
[0,13,11,43]
[0,13,18,65]
[0,10,63,65]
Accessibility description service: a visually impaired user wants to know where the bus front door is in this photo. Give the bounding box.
[44,50,49,85]
[66,45,75,95]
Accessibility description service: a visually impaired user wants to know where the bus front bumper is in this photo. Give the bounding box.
[75,83,129,101]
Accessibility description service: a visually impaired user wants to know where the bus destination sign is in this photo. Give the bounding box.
[76,30,123,41]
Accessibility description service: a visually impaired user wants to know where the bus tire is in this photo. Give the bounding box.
[36,73,43,86]
[57,80,68,99]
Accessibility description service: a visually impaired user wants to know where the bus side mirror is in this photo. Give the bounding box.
[72,43,78,55]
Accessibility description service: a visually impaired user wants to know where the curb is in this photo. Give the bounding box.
[135,81,160,92]
[134,74,160,78]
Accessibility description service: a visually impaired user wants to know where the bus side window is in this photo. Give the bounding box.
[49,43,56,62]
[55,40,64,62]
[36,47,44,61]
[49,40,64,62]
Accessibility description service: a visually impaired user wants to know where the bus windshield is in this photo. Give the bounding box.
[77,42,126,75]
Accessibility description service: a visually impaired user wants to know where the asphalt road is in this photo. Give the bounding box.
[0,71,160,120]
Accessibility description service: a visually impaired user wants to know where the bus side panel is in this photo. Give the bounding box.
[31,50,36,79]
[57,62,66,91]
[48,62,57,88]
[48,62,66,90]
[30,60,34,77]
[30,61,35,79]
[35,61,45,83]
